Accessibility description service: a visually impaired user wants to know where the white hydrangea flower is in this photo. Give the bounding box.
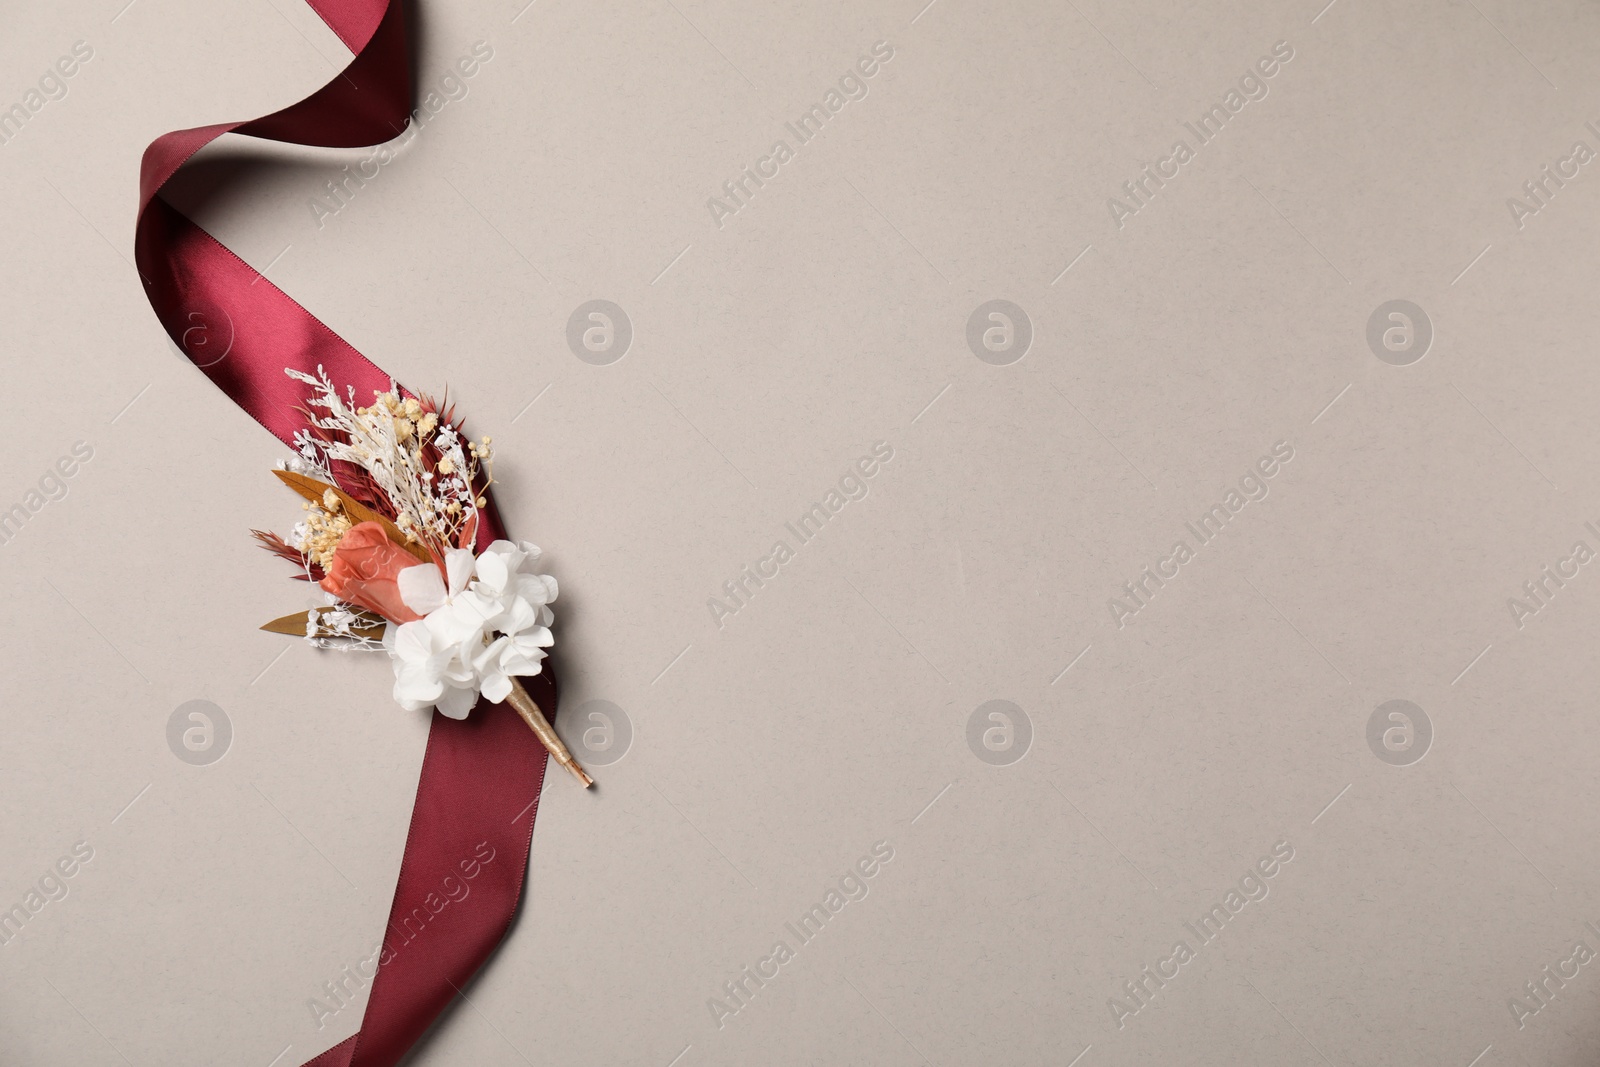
[383,541,556,719]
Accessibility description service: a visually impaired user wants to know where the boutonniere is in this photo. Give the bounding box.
[253,367,592,787]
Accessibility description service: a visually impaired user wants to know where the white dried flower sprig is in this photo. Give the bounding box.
[285,366,493,559]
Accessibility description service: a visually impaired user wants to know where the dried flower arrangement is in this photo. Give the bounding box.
[254,367,591,786]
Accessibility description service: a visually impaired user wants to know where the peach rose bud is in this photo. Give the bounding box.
[320,522,428,623]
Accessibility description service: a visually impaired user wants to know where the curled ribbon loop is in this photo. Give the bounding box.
[133,3,556,1064]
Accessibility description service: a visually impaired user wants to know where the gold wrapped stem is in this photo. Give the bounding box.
[504,677,594,788]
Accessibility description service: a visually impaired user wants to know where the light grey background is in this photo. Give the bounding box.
[2,0,1598,1064]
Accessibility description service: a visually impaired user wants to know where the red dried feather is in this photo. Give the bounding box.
[250,528,324,581]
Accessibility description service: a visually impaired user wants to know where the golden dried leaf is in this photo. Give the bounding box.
[272,469,430,563]
[260,606,387,640]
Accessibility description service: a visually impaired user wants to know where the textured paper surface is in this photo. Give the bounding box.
[3,0,1600,1064]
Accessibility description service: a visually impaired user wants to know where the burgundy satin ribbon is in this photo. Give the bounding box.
[134,3,556,1064]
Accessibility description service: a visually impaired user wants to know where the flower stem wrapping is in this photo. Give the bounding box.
[505,677,593,788]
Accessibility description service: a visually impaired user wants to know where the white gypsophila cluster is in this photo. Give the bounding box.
[303,602,387,652]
